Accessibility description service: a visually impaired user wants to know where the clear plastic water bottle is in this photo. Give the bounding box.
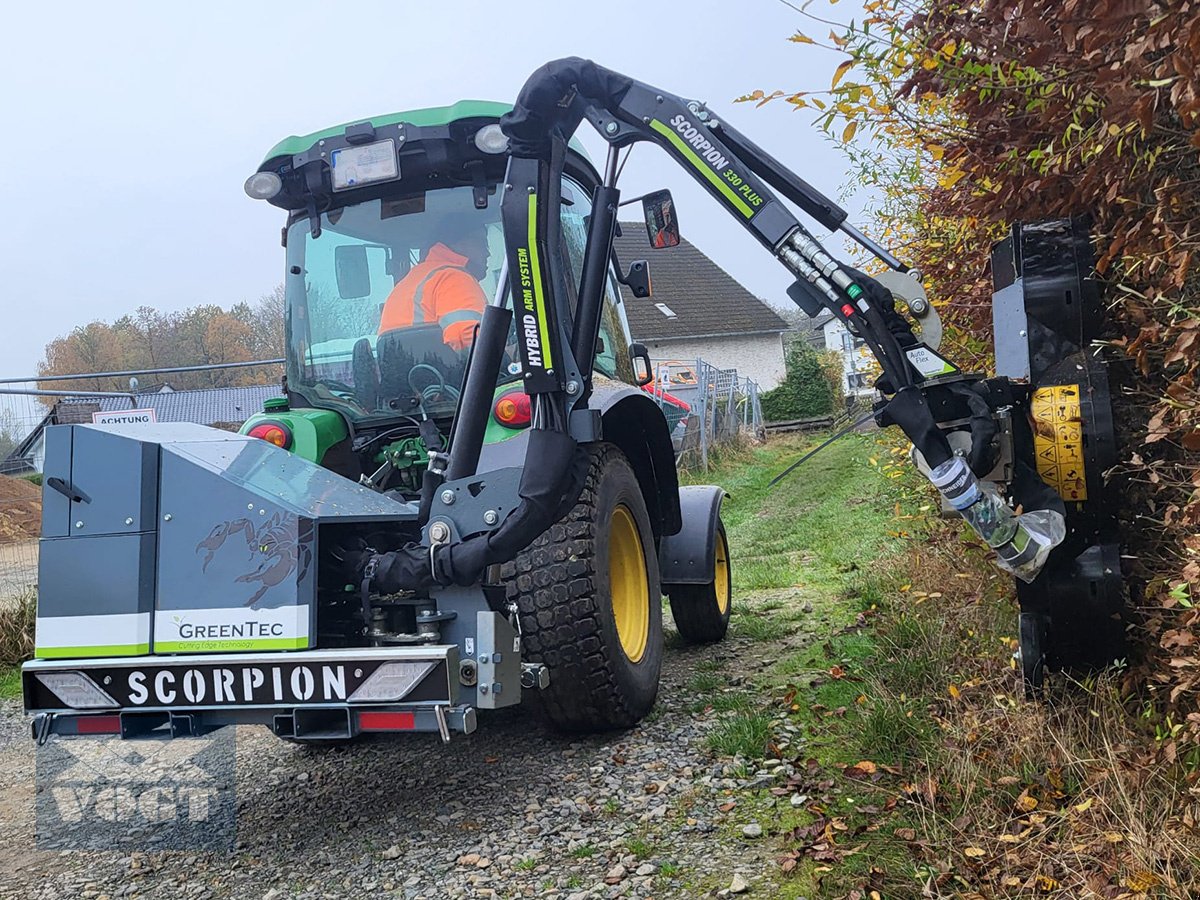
[928,456,1065,582]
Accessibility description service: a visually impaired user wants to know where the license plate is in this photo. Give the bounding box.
[331,139,398,191]
[75,660,389,708]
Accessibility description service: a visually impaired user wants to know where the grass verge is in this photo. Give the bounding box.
[688,432,1200,898]
[0,665,21,699]
[0,589,34,697]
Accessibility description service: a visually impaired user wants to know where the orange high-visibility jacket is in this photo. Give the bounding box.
[378,243,485,350]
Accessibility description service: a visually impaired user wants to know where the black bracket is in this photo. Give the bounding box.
[45,476,89,505]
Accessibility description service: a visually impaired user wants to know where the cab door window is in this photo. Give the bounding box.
[559,179,634,382]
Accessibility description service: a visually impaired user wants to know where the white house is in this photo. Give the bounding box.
[614,226,788,390]
[801,313,877,398]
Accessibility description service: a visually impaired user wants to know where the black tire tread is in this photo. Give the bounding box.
[667,522,731,644]
[500,443,659,731]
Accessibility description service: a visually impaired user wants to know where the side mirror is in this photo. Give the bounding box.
[621,260,653,299]
[642,189,680,249]
[334,244,372,299]
[629,343,655,387]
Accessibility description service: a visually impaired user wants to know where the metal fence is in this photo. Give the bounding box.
[644,358,765,471]
[0,354,762,601]
[0,360,284,603]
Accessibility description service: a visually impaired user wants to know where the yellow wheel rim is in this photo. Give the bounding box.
[610,504,650,662]
[714,529,731,615]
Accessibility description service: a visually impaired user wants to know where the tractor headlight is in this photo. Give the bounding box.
[244,171,283,200]
[474,124,509,155]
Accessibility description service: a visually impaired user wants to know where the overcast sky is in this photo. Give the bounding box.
[0,0,867,379]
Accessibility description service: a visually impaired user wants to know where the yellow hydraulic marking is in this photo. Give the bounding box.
[526,192,553,370]
[1031,384,1087,501]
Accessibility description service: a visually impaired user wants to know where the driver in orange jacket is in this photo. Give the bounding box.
[379,221,490,351]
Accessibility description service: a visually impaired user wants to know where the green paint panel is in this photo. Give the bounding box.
[649,119,754,218]
[153,638,309,653]
[260,100,593,170]
[261,100,515,165]
[36,644,150,659]
[240,407,348,465]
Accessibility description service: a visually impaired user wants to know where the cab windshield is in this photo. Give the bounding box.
[284,186,508,423]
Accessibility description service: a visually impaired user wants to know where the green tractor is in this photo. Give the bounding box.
[235,100,728,731]
[23,97,732,742]
[28,58,1075,748]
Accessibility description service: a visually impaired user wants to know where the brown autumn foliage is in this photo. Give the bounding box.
[889,0,1200,755]
[37,287,285,398]
[750,0,1200,757]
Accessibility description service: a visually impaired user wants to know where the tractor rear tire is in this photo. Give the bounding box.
[668,520,732,644]
[502,443,663,731]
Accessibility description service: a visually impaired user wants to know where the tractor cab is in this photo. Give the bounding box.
[241,103,637,492]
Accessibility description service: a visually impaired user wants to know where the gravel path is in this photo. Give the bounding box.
[0,608,809,900]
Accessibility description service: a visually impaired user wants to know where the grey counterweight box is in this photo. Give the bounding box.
[36,423,413,659]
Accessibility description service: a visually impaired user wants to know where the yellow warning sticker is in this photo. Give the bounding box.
[1031,385,1087,501]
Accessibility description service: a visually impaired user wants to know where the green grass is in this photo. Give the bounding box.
[659,861,681,878]
[568,843,597,859]
[680,434,955,896]
[0,666,21,700]
[682,434,904,594]
[730,610,791,642]
[624,835,654,860]
[515,858,538,871]
[704,710,773,758]
[687,671,723,694]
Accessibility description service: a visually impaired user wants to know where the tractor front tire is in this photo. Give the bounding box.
[668,520,732,644]
[502,443,663,731]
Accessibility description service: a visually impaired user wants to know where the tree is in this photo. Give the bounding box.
[36,287,286,400]
[760,340,837,422]
[748,0,1200,748]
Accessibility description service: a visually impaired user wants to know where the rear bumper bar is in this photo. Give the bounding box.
[31,703,478,743]
[23,645,469,742]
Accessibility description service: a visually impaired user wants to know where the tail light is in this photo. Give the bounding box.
[492,390,532,428]
[247,421,293,449]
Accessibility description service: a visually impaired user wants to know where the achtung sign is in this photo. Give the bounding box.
[92,408,158,426]
[1031,384,1087,501]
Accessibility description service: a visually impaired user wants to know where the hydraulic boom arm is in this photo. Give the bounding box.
[354,58,1066,596]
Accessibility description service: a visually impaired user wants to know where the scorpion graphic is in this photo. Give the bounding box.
[196,513,314,608]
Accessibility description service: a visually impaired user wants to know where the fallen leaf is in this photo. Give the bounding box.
[948,683,961,699]
[895,828,916,841]
[1034,874,1059,892]
[1073,798,1093,813]
[964,846,986,859]
[1015,789,1039,812]
[1126,870,1162,891]
[829,665,846,679]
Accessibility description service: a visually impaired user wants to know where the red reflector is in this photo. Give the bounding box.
[358,711,416,732]
[492,390,532,428]
[840,304,856,319]
[247,421,293,449]
[77,715,121,735]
